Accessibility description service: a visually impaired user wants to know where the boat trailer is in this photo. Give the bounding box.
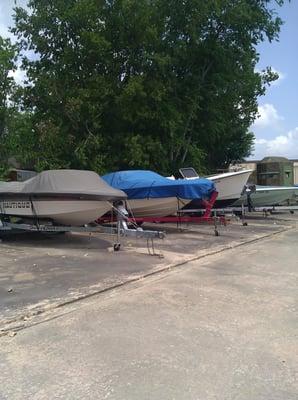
[236,204,298,225]
[183,203,298,226]
[0,206,165,254]
[99,192,228,236]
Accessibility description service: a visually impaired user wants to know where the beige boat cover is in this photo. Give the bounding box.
[0,170,127,200]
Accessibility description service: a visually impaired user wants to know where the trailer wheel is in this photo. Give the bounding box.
[113,243,121,251]
[214,230,220,237]
[242,222,248,226]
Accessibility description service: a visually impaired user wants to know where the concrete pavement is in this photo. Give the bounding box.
[0,228,297,400]
[1,213,296,330]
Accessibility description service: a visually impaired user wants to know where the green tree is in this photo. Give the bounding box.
[0,36,18,177]
[0,36,17,136]
[11,0,285,174]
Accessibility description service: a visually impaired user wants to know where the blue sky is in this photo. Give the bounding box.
[1,0,297,160]
[250,0,298,160]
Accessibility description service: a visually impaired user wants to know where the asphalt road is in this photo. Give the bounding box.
[0,228,297,400]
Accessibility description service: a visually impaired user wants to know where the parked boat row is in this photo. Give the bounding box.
[1,167,297,229]
[178,167,297,209]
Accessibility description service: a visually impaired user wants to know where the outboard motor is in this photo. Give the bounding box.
[242,184,256,212]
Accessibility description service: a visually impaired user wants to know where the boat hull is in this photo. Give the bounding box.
[184,170,252,209]
[0,198,112,226]
[126,197,190,218]
[233,187,296,207]
[207,170,252,203]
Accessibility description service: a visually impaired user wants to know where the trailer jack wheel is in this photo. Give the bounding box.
[114,243,121,251]
[242,222,248,226]
[214,229,220,237]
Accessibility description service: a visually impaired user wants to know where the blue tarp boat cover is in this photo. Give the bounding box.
[102,170,215,200]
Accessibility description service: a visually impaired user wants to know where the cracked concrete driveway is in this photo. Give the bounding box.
[0,224,297,400]
[0,214,295,328]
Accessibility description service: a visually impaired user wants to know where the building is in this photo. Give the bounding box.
[294,160,298,185]
[257,157,294,186]
[233,158,298,186]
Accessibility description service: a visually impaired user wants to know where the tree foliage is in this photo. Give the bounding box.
[0,36,19,177]
[4,0,286,174]
[0,36,17,136]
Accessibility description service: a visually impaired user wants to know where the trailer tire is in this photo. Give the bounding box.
[114,243,121,251]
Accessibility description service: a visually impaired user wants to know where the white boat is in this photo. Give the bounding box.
[0,170,126,226]
[207,170,253,206]
[179,168,253,207]
[103,170,215,218]
[125,197,190,218]
[233,186,297,207]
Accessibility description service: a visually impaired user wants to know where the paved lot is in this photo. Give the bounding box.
[0,227,297,400]
[0,213,296,328]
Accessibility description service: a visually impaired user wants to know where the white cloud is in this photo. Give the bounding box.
[252,127,298,159]
[253,103,284,128]
[8,67,27,85]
